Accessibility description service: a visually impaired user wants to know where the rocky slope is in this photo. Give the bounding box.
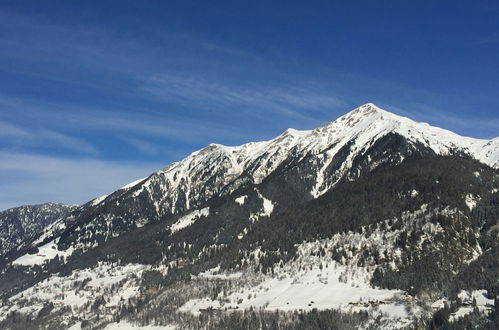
[0,203,76,257]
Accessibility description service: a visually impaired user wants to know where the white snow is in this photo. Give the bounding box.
[197,266,242,280]
[169,207,210,234]
[121,177,147,190]
[104,321,176,330]
[249,190,274,222]
[458,290,494,307]
[376,303,410,319]
[236,227,248,240]
[250,269,397,311]
[31,218,68,245]
[465,194,478,210]
[450,307,474,321]
[431,298,447,310]
[68,322,83,330]
[181,265,403,316]
[12,238,74,266]
[179,298,222,316]
[1,262,149,322]
[235,195,247,205]
[91,194,109,206]
[261,196,274,217]
[450,290,495,322]
[70,321,161,330]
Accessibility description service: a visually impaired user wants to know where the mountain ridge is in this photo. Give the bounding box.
[0,203,77,257]
[7,103,497,258]
[1,104,499,329]
[109,103,499,206]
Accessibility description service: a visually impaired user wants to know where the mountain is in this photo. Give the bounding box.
[0,203,77,257]
[1,103,499,330]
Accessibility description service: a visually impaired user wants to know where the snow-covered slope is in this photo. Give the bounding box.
[117,103,499,205]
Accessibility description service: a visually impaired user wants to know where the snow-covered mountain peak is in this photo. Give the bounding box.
[318,103,390,133]
[197,143,224,155]
[280,127,308,138]
[91,104,498,220]
[342,102,385,117]
[318,103,496,156]
[348,102,384,116]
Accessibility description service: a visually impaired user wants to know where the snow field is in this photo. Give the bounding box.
[13,238,74,266]
[0,262,150,323]
[169,207,210,234]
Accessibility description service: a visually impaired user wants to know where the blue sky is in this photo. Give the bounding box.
[1,0,498,210]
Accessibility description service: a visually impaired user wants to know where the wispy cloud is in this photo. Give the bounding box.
[0,121,32,138]
[0,8,263,84]
[0,9,348,129]
[142,75,346,123]
[122,137,160,155]
[0,95,269,144]
[0,151,162,211]
[0,120,97,154]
